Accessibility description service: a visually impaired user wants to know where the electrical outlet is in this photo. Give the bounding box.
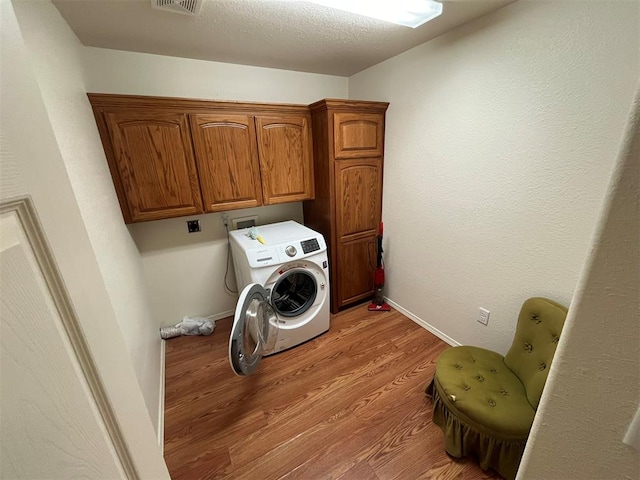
[221,214,229,229]
[186,219,200,233]
[478,307,490,326]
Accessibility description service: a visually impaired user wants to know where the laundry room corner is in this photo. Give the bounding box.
[81,46,348,332]
[127,203,305,329]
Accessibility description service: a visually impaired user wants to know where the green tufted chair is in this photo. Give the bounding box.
[425,297,568,479]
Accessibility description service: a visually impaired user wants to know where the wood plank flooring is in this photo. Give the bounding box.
[164,304,500,479]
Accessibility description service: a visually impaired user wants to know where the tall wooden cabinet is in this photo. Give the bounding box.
[304,99,389,313]
[89,94,314,223]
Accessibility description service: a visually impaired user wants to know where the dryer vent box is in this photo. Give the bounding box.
[231,216,258,231]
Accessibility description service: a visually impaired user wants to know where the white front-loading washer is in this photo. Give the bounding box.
[227,221,330,376]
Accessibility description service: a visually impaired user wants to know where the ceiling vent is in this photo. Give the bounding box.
[152,0,203,16]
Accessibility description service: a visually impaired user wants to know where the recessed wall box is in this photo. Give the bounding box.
[231,215,258,230]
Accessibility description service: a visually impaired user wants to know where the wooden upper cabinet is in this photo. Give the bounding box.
[334,112,384,159]
[255,115,314,204]
[89,94,316,223]
[104,110,203,222]
[190,114,263,212]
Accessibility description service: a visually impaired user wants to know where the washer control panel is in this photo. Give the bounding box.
[300,238,320,254]
[242,234,326,267]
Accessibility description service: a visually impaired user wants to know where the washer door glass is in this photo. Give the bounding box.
[271,269,317,318]
[229,283,278,376]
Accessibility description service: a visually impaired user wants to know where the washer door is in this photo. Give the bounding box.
[229,283,278,376]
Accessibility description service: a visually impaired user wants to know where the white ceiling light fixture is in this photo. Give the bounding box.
[306,0,443,28]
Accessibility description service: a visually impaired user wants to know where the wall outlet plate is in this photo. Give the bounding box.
[186,219,201,233]
[478,307,490,326]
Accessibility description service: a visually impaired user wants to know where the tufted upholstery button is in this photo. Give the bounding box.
[524,342,533,353]
[462,384,471,391]
[470,356,476,363]
[488,399,496,407]
[552,333,560,344]
[499,389,509,396]
[490,368,498,374]
[530,313,542,324]
[454,363,463,370]
[476,374,485,382]
[539,362,546,371]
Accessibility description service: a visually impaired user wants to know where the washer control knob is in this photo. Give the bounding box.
[285,245,297,257]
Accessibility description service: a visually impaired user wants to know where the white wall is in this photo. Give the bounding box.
[11,0,163,434]
[349,0,639,354]
[1,1,168,476]
[519,87,639,480]
[128,204,304,326]
[82,46,348,104]
[82,47,348,327]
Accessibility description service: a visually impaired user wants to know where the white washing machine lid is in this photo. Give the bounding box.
[231,221,322,246]
[228,283,278,376]
[229,221,327,269]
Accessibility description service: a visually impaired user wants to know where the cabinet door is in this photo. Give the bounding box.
[334,112,384,159]
[105,110,203,222]
[335,159,383,240]
[334,159,382,309]
[336,236,376,308]
[255,115,314,204]
[190,114,263,212]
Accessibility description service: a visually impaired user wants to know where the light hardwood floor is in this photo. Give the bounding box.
[164,304,500,479]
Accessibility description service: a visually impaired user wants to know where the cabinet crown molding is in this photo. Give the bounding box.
[308,98,389,113]
[87,93,312,115]
[88,94,390,115]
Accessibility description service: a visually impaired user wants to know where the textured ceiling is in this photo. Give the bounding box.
[52,0,514,76]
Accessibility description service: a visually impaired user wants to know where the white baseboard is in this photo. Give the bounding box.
[385,298,460,347]
[157,339,166,453]
[207,309,235,322]
[159,310,234,329]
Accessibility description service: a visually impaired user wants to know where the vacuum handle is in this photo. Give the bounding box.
[376,221,384,268]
